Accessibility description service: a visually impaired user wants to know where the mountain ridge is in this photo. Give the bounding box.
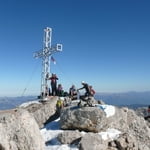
[95,91,150,106]
[0,91,150,110]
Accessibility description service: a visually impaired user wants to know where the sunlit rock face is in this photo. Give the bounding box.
[60,105,150,149]
[0,109,45,150]
[20,96,58,128]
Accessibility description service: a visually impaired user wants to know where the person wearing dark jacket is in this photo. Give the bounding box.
[78,81,91,97]
[49,73,58,96]
[69,85,77,100]
[57,84,64,97]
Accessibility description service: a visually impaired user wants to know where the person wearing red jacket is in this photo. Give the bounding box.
[89,85,96,96]
[49,73,58,96]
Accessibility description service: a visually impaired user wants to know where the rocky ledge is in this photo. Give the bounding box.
[0,96,149,150]
[58,103,150,150]
[0,109,45,150]
[0,96,58,150]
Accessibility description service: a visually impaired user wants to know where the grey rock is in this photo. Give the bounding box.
[60,107,107,132]
[0,109,45,150]
[60,105,150,149]
[21,96,58,128]
[135,107,150,128]
[57,130,82,144]
[106,107,129,131]
[126,109,150,149]
[135,107,147,117]
[97,99,105,105]
[113,133,138,150]
[79,133,107,150]
[107,107,150,149]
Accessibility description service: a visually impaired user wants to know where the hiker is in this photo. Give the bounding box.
[69,85,77,100]
[89,85,95,96]
[56,98,64,116]
[49,73,58,96]
[57,84,64,97]
[77,81,94,107]
[77,81,92,101]
[144,105,150,120]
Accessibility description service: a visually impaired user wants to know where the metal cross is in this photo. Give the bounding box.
[33,27,62,99]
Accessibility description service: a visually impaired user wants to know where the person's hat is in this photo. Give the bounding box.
[81,81,85,84]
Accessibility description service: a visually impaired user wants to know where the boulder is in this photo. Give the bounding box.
[60,105,150,149]
[135,107,150,128]
[109,133,138,150]
[135,107,147,117]
[20,96,58,128]
[103,107,150,149]
[0,109,45,150]
[60,107,107,132]
[79,133,107,150]
[107,108,149,146]
[126,108,150,149]
[57,130,82,144]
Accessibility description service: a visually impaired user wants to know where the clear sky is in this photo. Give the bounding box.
[0,0,150,96]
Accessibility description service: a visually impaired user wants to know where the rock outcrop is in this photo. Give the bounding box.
[60,107,107,132]
[20,96,58,128]
[1,95,149,150]
[0,96,59,150]
[135,107,150,128]
[60,105,150,149]
[79,133,107,150]
[57,130,82,144]
[0,109,45,150]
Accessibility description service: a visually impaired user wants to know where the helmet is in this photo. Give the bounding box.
[81,81,85,84]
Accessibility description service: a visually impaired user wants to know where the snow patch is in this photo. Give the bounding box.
[45,145,78,150]
[95,104,115,117]
[40,118,79,150]
[71,100,80,103]
[19,100,40,108]
[99,128,121,140]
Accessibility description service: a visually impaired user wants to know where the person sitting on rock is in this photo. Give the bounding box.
[56,98,64,116]
[69,85,77,100]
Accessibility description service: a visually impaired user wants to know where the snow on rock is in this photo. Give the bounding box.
[40,118,79,150]
[99,128,121,141]
[41,118,62,141]
[71,100,80,103]
[19,100,40,108]
[95,104,115,117]
[45,145,78,150]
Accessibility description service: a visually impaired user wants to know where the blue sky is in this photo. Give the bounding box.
[0,0,150,96]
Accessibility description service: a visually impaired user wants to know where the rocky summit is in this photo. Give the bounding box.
[59,103,150,150]
[0,109,45,150]
[0,96,149,150]
[0,96,58,150]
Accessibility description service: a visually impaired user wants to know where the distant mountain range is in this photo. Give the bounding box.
[0,91,150,110]
[95,91,150,108]
[0,96,36,110]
